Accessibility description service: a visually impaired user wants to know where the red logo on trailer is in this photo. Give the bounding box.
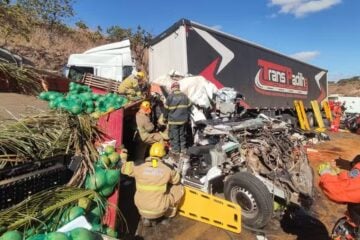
[254,59,308,98]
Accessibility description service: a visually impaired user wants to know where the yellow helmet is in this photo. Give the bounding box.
[140,100,151,113]
[136,71,145,79]
[149,142,166,158]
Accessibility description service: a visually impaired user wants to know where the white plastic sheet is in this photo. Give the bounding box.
[152,75,219,109]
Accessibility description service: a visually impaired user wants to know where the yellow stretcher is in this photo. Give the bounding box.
[294,100,310,130]
[322,100,333,122]
[310,100,326,132]
[178,186,241,233]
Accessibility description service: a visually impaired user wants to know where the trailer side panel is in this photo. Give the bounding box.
[185,25,327,109]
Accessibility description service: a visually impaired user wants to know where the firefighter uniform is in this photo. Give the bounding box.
[164,82,191,153]
[121,143,184,220]
[118,75,140,97]
[136,110,165,144]
[319,162,360,203]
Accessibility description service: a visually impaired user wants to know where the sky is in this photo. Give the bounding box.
[72,0,360,81]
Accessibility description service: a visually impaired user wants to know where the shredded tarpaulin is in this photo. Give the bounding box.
[152,75,219,109]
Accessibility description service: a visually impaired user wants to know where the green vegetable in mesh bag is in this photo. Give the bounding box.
[85,169,107,190]
[99,185,115,197]
[106,227,118,238]
[69,206,85,220]
[48,101,57,109]
[60,206,85,224]
[105,169,120,186]
[0,230,22,240]
[68,228,95,240]
[90,205,102,219]
[44,232,69,240]
[85,107,94,114]
[39,91,49,100]
[47,91,63,101]
[26,234,46,240]
[68,102,83,115]
[85,100,94,108]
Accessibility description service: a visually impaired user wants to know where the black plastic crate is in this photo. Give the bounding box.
[0,155,79,210]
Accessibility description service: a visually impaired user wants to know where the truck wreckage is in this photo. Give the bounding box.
[155,77,314,229]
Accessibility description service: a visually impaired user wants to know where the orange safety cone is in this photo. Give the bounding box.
[330,102,342,132]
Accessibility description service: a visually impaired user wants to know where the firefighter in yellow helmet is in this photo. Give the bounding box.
[121,142,184,226]
[118,71,145,98]
[136,100,168,145]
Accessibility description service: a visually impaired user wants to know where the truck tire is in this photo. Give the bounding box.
[306,111,315,128]
[282,113,298,128]
[323,118,330,127]
[224,172,273,229]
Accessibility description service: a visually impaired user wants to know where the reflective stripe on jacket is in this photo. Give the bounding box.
[164,90,191,125]
[319,163,360,203]
[121,158,181,219]
[136,110,155,141]
[118,75,139,94]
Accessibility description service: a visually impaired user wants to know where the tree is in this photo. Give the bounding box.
[129,26,152,76]
[106,25,131,42]
[0,0,10,5]
[17,0,75,27]
[75,20,88,30]
[96,25,102,33]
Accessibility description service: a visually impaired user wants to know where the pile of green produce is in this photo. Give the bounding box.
[0,188,109,238]
[39,82,128,115]
[0,187,123,239]
[0,228,97,240]
[85,145,121,198]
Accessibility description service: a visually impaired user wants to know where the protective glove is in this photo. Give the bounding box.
[318,162,340,176]
[119,148,128,163]
[157,114,166,126]
[126,89,136,96]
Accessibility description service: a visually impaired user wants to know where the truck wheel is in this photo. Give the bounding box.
[306,111,315,128]
[323,118,330,127]
[282,114,298,128]
[224,172,273,229]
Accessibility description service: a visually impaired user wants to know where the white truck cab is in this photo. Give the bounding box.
[64,40,135,82]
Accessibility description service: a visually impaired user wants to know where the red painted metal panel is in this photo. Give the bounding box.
[91,86,123,230]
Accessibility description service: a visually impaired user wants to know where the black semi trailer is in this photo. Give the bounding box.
[149,19,328,119]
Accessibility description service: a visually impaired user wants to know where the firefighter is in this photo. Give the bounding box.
[318,156,360,203]
[163,81,191,154]
[136,100,168,144]
[121,142,184,226]
[118,71,145,97]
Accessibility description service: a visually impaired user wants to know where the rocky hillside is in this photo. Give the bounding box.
[328,76,360,96]
[2,27,107,72]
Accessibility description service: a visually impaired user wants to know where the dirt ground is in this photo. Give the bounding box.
[0,93,48,123]
[132,132,360,240]
[1,93,360,240]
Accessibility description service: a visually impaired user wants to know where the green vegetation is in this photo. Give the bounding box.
[17,0,75,27]
[0,0,152,72]
[0,3,32,46]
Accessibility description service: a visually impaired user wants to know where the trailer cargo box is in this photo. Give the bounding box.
[149,19,327,110]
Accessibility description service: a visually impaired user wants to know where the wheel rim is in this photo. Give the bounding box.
[230,186,258,218]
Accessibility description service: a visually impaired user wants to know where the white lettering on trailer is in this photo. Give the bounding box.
[292,72,306,87]
[255,70,308,95]
[269,69,286,83]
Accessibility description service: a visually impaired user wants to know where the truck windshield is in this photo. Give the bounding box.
[122,66,133,80]
[68,66,94,82]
